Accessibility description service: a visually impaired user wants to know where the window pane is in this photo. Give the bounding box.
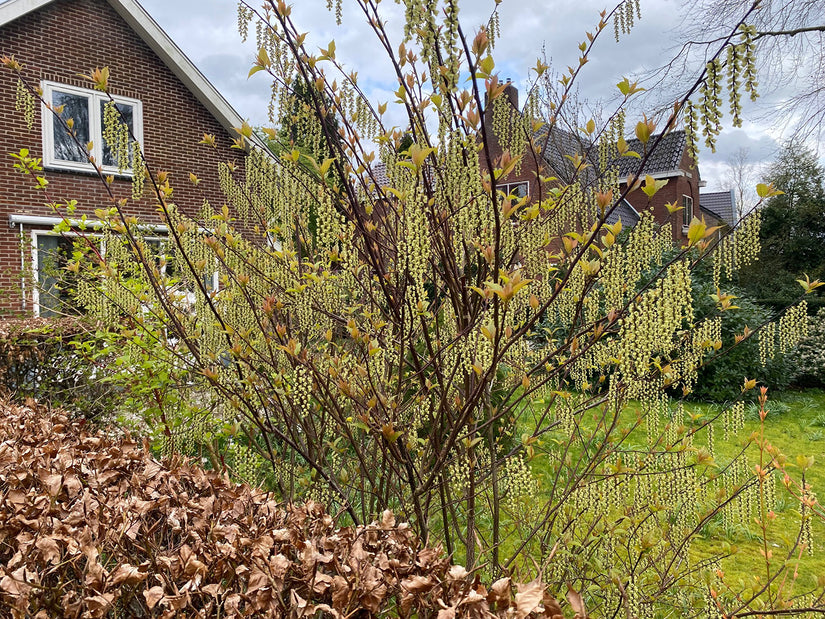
[100,100,135,168]
[51,91,90,163]
[146,239,215,294]
[512,182,529,199]
[36,235,76,317]
[500,182,528,199]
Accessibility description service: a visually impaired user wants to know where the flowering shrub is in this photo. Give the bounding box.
[793,307,825,387]
[4,0,823,613]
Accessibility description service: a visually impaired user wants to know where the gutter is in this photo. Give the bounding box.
[8,214,170,233]
[620,169,692,182]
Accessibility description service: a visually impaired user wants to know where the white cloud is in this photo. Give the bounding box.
[136,0,817,181]
[140,0,693,124]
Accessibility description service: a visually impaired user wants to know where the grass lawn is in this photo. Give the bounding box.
[526,388,825,597]
[686,389,825,593]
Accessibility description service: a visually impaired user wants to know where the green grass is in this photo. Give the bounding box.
[687,390,825,593]
[526,389,825,594]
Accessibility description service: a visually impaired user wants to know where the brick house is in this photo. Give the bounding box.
[612,130,706,241]
[482,83,724,242]
[699,188,736,227]
[0,0,249,316]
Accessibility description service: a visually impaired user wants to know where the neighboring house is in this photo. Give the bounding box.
[480,81,546,208]
[482,83,713,243]
[0,0,249,316]
[699,189,737,227]
[612,130,705,242]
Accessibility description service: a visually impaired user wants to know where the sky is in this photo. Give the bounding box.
[135,0,797,189]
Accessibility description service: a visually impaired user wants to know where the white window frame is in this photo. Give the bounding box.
[30,229,102,317]
[682,194,694,232]
[499,181,530,199]
[40,80,143,176]
[144,236,220,296]
[30,230,219,317]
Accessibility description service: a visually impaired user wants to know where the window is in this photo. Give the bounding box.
[41,81,143,174]
[499,181,529,199]
[145,238,218,296]
[682,194,694,228]
[31,232,100,317]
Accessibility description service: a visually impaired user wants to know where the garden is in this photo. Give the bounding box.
[2,0,825,616]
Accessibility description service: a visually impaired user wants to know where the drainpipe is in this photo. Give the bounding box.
[19,221,26,311]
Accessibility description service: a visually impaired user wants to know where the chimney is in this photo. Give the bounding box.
[504,78,518,109]
[484,78,520,110]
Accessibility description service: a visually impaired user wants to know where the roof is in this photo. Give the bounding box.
[0,0,247,141]
[369,161,391,188]
[535,125,691,185]
[614,130,688,178]
[606,198,640,227]
[535,125,595,184]
[700,189,736,224]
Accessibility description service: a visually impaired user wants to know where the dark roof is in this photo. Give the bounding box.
[535,126,690,185]
[606,199,640,227]
[369,161,391,188]
[700,189,736,224]
[535,126,596,185]
[614,131,688,178]
[365,160,435,194]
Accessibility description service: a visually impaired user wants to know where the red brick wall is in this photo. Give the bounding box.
[622,148,703,243]
[480,85,551,209]
[0,0,246,314]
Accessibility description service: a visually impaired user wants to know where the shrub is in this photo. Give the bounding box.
[0,317,116,417]
[689,275,798,401]
[793,307,825,387]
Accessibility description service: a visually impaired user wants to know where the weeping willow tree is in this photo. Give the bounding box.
[5,0,824,615]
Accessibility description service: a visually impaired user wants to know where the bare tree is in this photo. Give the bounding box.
[722,146,758,218]
[645,0,825,145]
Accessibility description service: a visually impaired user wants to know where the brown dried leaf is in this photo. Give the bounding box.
[543,591,563,618]
[310,603,341,618]
[566,583,587,618]
[84,593,114,618]
[401,574,435,593]
[0,573,30,596]
[43,473,62,496]
[202,583,222,597]
[437,606,457,619]
[448,564,468,581]
[312,570,334,594]
[380,509,395,529]
[64,475,82,498]
[515,579,544,619]
[143,585,164,610]
[35,536,61,564]
[225,593,242,615]
[111,564,146,586]
[248,568,270,594]
[359,566,387,614]
[331,575,351,611]
[291,589,310,617]
[488,576,511,607]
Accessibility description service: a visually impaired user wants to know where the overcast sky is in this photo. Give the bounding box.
[136,0,796,189]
